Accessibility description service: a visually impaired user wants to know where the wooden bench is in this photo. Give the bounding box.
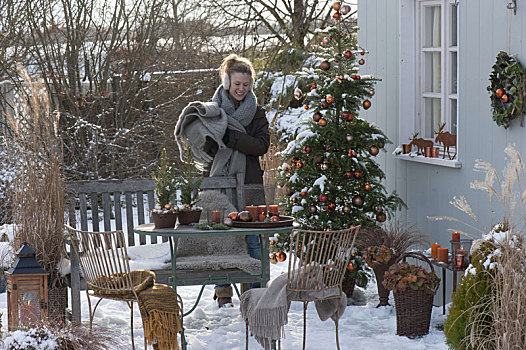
[66,173,255,324]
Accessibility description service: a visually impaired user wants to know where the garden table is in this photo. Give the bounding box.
[133,223,293,316]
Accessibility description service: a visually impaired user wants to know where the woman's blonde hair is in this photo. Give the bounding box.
[219,54,255,89]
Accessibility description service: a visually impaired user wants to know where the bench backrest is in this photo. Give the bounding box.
[66,174,245,247]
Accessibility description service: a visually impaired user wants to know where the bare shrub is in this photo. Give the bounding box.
[355,221,427,255]
[7,68,66,289]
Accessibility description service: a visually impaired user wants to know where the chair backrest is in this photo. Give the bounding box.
[287,226,360,297]
[65,225,134,294]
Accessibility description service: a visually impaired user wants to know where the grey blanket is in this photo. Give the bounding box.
[240,266,346,350]
[174,101,246,177]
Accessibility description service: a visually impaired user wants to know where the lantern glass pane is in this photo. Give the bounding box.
[18,291,41,325]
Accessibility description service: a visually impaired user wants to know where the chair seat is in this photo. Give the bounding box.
[287,286,342,302]
[90,270,155,298]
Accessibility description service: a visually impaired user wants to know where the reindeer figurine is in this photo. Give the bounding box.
[434,122,457,160]
[409,132,434,155]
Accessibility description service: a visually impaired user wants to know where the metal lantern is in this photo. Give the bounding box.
[5,242,48,330]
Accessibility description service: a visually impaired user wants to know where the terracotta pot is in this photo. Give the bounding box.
[152,212,177,229]
[373,259,396,307]
[342,275,356,298]
[177,210,202,225]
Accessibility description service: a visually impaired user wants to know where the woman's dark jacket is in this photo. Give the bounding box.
[223,106,269,184]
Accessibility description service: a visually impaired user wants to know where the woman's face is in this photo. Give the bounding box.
[228,72,252,104]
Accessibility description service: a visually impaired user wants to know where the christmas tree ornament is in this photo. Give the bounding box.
[376,212,387,222]
[363,99,372,109]
[270,253,278,264]
[343,205,351,214]
[346,134,354,142]
[304,105,310,110]
[374,204,383,213]
[277,251,287,262]
[361,51,365,55]
[318,118,328,127]
[326,96,335,103]
[294,88,303,100]
[358,58,365,65]
[369,145,380,156]
[321,162,329,171]
[345,171,353,179]
[303,145,312,154]
[320,101,329,109]
[332,12,341,20]
[495,88,505,98]
[320,60,331,71]
[301,191,308,196]
[342,111,350,120]
[291,156,299,164]
[309,205,317,213]
[310,83,317,91]
[346,113,354,122]
[296,160,303,168]
[340,4,351,15]
[327,203,336,211]
[344,50,353,59]
[325,147,331,151]
[313,112,322,122]
[369,89,375,96]
[352,195,364,207]
[364,183,372,191]
[319,194,328,203]
[354,170,364,178]
[290,197,297,204]
[328,35,333,40]
[332,2,341,11]
[322,37,329,45]
[501,94,509,103]
[283,166,291,171]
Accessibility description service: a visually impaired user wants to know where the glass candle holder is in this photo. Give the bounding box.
[455,254,464,269]
[268,205,279,217]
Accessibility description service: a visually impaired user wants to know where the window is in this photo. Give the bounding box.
[398,0,460,167]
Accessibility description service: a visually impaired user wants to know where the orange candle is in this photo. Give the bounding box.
[452,232,460,240]
[245,206,258,222]
[257,205,267,216]
[211,210,221,224]
[268,205,279,217]
[437,247,449,263]
[431,243,440,259]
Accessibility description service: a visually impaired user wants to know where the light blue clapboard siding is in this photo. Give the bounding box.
[359,0,526,302]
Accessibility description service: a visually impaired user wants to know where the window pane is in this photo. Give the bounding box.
[423,97,441,138]
[423,5,441,48]
[450,52,457,94]
[424,52,441,93]
[450,98,457,135]
[450,4,458,47]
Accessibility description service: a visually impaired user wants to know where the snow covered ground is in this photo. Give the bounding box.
[1,250,448,350]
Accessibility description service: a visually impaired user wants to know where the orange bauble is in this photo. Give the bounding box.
[501,94,509,103]
[365,183,372,191]
[326,96,335,103]
[495,88,505,98]
[332,2,341,11]
[318,118,328,127]
[347,262,355,271]
[363,99,372,109]
[296,160,303,168]
[277,251,287,262]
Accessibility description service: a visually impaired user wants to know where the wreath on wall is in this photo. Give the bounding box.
[487,51,526,128]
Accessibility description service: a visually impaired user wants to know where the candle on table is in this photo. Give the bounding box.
[211,210,221,224]
[437,247,449,263]
[431,243,440,259]
[455,254,464,268]
[452,232,460,240]
[245,206,258,222]
[458,246,468,268]
[257,205,267,222]
[268,205,279,217]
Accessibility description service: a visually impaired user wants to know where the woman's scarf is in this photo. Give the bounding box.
[212,85,257,127]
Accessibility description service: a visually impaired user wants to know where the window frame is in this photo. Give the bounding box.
[398,0,461,167]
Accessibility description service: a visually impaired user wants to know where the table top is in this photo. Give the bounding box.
[134,223,294,237]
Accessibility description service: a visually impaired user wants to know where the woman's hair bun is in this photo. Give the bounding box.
[220,54,255,89]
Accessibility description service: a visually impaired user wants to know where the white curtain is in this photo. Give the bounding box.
[432,6,441,136]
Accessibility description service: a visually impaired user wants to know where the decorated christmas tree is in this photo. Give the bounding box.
[276,2,404,251]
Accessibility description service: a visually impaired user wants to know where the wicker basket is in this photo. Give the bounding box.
[392,252,436,338]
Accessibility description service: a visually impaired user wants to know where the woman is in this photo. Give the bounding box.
[212,54,270,307]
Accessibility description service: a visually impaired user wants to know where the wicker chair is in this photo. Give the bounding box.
[284,226,359,350]
[65,225,183,350]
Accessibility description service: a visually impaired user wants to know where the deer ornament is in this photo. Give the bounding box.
[434,122,457,160]
[409,132,433,155]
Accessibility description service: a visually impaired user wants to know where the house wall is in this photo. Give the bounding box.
[358,0,526,303]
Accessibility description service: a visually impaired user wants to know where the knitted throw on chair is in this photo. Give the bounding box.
[138,282,182,350]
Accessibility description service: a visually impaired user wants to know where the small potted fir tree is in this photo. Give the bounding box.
[151,149,178,228]
[175,151,203,225]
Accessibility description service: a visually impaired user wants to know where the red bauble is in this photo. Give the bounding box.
[345,171,353,179]
[313,112,322,122]
[344,50,353,59]
[342,111,350,120]
[325,147,331,151]
[363,99,372,109]
[319,194,328,203]
[332,12,341,20]
[326,96,334,103]
[364,183,372,191]
[303,146,312,154]
[354,171,364,179]
[320,60,331,71]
